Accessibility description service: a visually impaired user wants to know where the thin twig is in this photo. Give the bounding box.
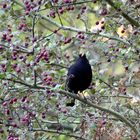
[31,129,87,140]
[33,70,37,87]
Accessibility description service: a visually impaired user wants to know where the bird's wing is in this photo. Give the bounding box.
[65,73,75,91]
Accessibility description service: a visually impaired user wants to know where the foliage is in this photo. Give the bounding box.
[0,0,140,140]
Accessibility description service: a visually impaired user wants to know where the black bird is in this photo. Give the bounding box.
[66,54,92,106]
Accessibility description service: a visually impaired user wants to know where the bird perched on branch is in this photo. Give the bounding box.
[66,54,92,106]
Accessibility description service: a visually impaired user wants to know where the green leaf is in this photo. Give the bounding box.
[0,9,5,17]
[44,1,52,9]
[0,73,5,79]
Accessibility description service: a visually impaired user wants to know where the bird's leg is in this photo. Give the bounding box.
[78,91,87,101]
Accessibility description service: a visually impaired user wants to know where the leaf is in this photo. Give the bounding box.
[0,9,5,17]
[44,1,52,9]
[115,1,123,8]
[0,73,5,79]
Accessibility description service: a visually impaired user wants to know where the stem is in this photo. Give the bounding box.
[33,70,37,87]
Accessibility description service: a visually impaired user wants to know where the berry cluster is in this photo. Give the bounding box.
[24,0,39,15]
[35,49,49,64]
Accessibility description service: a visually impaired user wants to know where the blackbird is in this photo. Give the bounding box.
[66,54,92,106]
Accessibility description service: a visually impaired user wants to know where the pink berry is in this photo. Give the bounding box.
[13,98,17,102]
[96,21,99,25]
[3,3,7,9]
[2,102,7,107]
[16,67,21,73]
[5,109,10,115]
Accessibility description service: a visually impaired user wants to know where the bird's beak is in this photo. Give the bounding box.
[79,53,86,57]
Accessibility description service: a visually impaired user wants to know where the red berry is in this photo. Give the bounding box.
[0,129,4,133]
[81,36,85,39]
[96,21,99,25]
[5,109,10,115]
[8,117,13,121]
[82,6,86,10]
[13,98,17,102]
[59,9,64,14]
[2,33,7,40]
[101,21,104,24]
[66,6,71,11]
[6,36,11,42]
[38,0,42,5]
[26,63,30,67]
[25,1,29,5]
[53,0,58,3]
[8,28,12,32]
[70,6,74,10]
[101,26,105,30]
[9,100,14,104]
[2,102,7,107]
[42,115,45,119]
[16,67,21,73]
[12,123,17,128]
[121,30,125,33]
[12,55,17,60]
[21,96,27,102]
[116,48,119,52]
[48,75,52,81]
[50,10,56,18]
[125,66,128,71]
[133,31,138,35]
[3,3,7,9]
[25,10,30,15]
[1,64,6,68]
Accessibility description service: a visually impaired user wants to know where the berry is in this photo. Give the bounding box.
[3,3,7,9]
[2,102,7,107]
[96,21,99,25]
[121,30,125,33]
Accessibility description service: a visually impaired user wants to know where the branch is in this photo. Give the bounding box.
[41,120,75,132]
[32,15,36,38]
[12,0,25,8]
[31,129,87,140]
[47,63,68,69]
[58,90,140,138]
[41,15,130,46]
[1,77,140,138]
[33,70,37,86]
[105,0,140,27]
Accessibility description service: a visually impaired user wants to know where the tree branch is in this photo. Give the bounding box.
[105,0,140,27]
[31,129,87,140]
[1,77,140,138]
[41,120,75,132]
[59,89,140,138]
[41,15,130,46]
